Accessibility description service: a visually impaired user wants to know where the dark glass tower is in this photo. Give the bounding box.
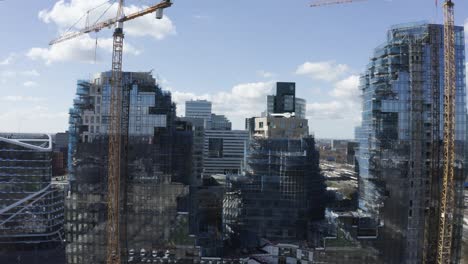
[355,23,466,263]
[65,72,195,264]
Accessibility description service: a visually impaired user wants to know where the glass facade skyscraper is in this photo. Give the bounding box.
[185,100,212,126]
[0,133,65,263]
[66,72,195,264]
[355,23,466,263]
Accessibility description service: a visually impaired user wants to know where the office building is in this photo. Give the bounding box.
[202,130,249,176]
[53,132,69,177]
[179,117,205,186]
[355,23,467,263]
[266,82,307,118]
[210,114,231,131]
[66,72,195,264]
[0,133,65,263]
[185,100,212,125]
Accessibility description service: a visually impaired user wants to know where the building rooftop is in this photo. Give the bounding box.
[0,133,52,151]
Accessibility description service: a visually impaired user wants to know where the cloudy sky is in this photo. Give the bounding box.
[0,0,467,138]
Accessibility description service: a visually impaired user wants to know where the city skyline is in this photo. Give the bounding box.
[0,0,467,138]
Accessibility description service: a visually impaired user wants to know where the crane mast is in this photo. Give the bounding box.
[106,1,125,262]
[48,1,173,263]
[437,1,456,263]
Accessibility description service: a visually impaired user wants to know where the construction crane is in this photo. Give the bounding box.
[437,1,456,263]
[311,0,458,263]
[49,1,173,264]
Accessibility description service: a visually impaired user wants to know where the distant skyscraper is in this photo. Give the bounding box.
[210,114,232,130]
[179,117,205,186]
[295,97,307,119]
[266,82,306,118]
[185,100,212,124]
[0,133,65,263]
[355,23,466,263]
[66,72,194,264]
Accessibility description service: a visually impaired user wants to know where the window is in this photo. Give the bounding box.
[259,122,264,128]
[208,138,223,158]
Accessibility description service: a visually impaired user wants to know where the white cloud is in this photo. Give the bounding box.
[23,70,40,77]
[295,61,350,81]
[329,75,360,101]
[38,0,176,40]
[23,81,38,87]
[31,1,175,64]
[0,53,16,66]
[171,81,274,128]
[306,74,361,122]
[0,70,40,83]
[257,70,275,78]
[0,105,67,133]
[307,101,345,119]
[465,19,468,43]
[27,34,140,64]
[1,96,45,102]
[124,5,176,40]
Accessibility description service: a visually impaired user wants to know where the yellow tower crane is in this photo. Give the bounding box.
[49,1,173,264]
[311,0,458,263]
[438,1,456,263]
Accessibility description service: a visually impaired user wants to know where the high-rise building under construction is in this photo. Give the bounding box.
[224,110,324,247]
[65,72,195,264]
[355,23,466,263]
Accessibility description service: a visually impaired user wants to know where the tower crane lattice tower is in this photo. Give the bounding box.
[437,1,456,263]
[49,1,173,263]
[311,1,459,263]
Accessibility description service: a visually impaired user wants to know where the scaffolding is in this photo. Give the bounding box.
[355,23,466,263]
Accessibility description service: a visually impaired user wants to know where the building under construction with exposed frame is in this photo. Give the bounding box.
[355,22,467,263]
[65,72,195,264]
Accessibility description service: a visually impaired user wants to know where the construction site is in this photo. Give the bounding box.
[0,0,467,263]
[223,136,325,248]
[65,72,197,264]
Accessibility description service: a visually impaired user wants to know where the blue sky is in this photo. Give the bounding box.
[0,0,467,138]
